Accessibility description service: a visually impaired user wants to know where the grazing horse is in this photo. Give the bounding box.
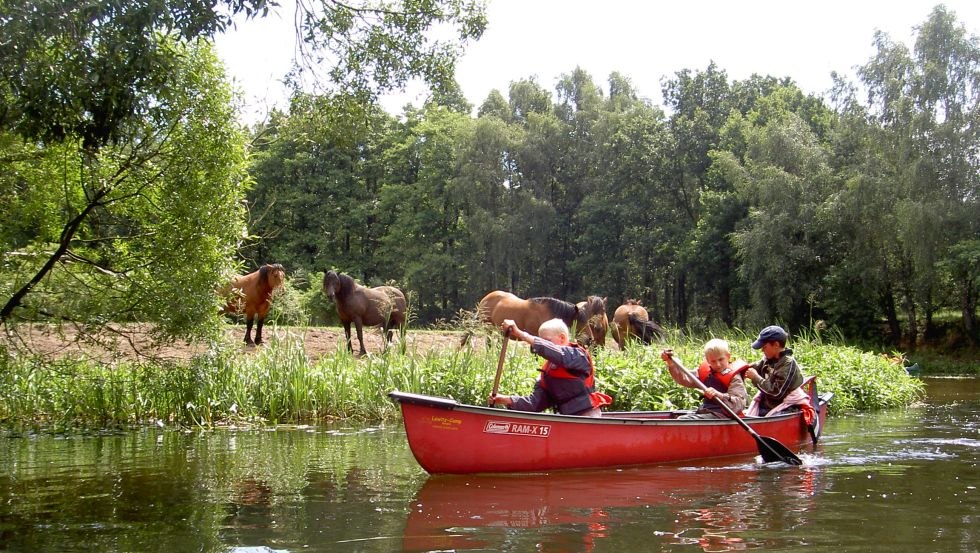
[222,263,286,346]
[479,291,608,346]
[322,270,407,355]
[627,314,666,344]
[612,300,666,348]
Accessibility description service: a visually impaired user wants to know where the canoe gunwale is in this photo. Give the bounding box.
[388,390,821,427]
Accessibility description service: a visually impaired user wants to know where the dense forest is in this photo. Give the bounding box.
[0,2,977,354]
[245,6,979,349]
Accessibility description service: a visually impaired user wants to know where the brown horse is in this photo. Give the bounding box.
[479,291,608,346]
[612,299,664,348]
[221,263,286,346]
[323,270,407,355]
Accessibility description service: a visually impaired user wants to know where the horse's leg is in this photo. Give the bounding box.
[342,321,354,353]
[383,316,394,344]
[354,320,367,356]
[244,316,255,346]
[354,319,367,355]
[254,316,265,345]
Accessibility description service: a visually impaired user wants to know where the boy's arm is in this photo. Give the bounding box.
[747,359,800,399]
[530,338,591,375]
[717,374,747,412]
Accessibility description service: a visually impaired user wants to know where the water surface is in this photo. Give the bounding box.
[1,377,976,552]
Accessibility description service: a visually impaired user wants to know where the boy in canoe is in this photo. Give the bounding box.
[660,339,749,419]
[743,325,809,417]
[489,318,612,417]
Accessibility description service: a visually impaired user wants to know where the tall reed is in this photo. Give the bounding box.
[0,328,924,430]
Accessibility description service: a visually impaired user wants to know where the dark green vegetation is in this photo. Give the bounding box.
[0,2,973,429]
[243,5,979,356]
[0,331,924,429]
[0,0,486,344]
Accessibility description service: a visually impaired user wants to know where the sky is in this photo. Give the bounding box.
[213,0,980,123]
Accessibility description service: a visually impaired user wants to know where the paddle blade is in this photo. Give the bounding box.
[756,435,804,466]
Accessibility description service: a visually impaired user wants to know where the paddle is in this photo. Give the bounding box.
[489,328,510,406]
[669,354,803,466]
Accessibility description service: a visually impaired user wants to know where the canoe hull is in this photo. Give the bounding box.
[390,389,830,474]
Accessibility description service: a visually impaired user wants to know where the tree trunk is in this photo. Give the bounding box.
[962,280,977,345]
[881,287,901,345]
[676,273,688,328]
[719,282,733,327]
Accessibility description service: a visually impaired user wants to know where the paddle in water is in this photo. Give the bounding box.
[669,354,803,466]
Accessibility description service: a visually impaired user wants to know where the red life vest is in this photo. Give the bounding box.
[539,344,612,409]
[697,359,749,391]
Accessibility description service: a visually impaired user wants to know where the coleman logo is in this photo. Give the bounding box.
[484,420,551,438]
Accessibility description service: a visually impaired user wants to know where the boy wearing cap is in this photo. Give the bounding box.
[743,325,804,416]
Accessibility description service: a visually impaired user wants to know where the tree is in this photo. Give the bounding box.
[942,240,980,344]
[0,0,271,152]
[837,5,980,346]
[455,110,524,296]
[376,105,472,320]
[0,40,250,341]
[660,62,734,325]
[574,78,673,312]
[244,93,394,273]
[721,109,838,330]
[289,0,487,101]
[0,0,487,339]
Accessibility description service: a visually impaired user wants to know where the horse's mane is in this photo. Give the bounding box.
[528,297,578,323]
[628,313,664,342]
[337,272,356,297]
[624,298,641,306]
[581,296,606,318]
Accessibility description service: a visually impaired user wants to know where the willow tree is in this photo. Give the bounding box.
[0,40,250,341]
[0,0,487,342]
[835,5,979,345]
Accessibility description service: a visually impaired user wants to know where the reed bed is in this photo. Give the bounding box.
[0,329,924,430]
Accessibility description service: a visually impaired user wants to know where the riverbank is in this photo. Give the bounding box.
[0,328,925,430]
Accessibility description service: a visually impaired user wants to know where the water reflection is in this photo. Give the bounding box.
[0,378,975,552]
[402,462,829,552]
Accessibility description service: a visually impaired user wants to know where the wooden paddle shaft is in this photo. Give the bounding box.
[669,355,761,434]
[490,329,509,400]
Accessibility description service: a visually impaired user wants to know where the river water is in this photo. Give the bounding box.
[1,377,976,553]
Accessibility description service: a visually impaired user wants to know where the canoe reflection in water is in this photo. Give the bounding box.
[402,463,825,552]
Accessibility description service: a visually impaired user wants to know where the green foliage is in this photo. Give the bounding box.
[292,0,487,99]
[1,39,249,343]
[0,330,926,429]
[0,0,270,150]
[259,268,331,327]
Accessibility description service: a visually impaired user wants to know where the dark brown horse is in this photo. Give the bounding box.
[221,263,286,346]
[323,270,407,355]
[627,314,666,344]
[478,291,608,347]
[612,299,664,347]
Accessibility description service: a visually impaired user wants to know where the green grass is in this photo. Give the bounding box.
[0,329,926,431]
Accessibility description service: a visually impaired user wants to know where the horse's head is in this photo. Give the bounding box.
[261,263,286,290]
[628,314,665,344]
[585,296,608,346]
[323,270,340,299]
[323,270,357,300]
[574,295,608,347]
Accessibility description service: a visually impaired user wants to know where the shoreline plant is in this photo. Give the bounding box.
[0,329,925,432]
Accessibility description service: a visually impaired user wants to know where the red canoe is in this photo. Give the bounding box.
[389,378,831,474]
